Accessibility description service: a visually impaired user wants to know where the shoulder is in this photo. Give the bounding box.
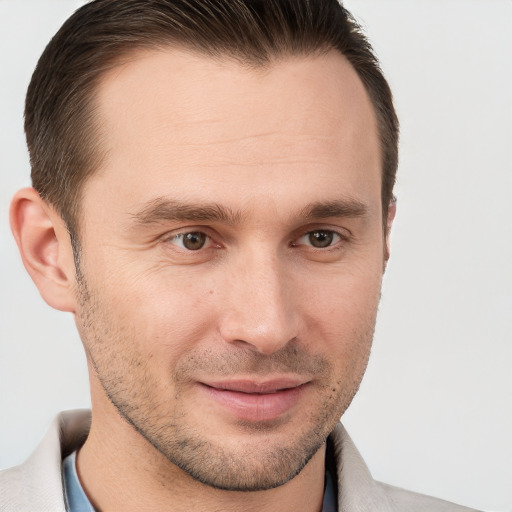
[329,423,482,512]
[0,463,30,512]
[375,481,481,512]
[0,409,91,512]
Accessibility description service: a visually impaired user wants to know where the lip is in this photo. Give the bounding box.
[199,377,310,422]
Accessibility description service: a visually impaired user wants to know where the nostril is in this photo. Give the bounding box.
[230,338,257,351]
[217,283,300,355]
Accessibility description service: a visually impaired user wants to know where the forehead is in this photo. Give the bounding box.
[86,48,381,219]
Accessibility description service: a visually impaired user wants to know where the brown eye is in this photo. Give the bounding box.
[295,229,342,249]
[182,232,207,250]
[308,230,335,248]
[170,232,208,250]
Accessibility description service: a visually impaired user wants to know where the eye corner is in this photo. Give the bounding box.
[163,229,220,253]
[293,228,347,250]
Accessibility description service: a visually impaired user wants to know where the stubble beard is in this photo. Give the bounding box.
[75,271,375,492]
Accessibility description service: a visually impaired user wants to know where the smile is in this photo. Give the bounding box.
[199,378,310,422]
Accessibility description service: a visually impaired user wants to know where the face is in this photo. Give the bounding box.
[74,48,385,491]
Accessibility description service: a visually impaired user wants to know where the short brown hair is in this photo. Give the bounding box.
[25,0,399,235]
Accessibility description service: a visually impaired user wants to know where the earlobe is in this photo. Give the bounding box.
[10,187,78,312]
[383,197,397,268]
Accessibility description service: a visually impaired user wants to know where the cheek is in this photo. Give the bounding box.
[91,265,219,362]
[300,262,382,324]
[297,262,382,365]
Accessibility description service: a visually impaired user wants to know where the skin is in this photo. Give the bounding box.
[11,48,394,512]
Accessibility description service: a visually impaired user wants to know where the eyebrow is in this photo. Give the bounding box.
[130,196,369,228]
[131,197,243,226]
[300,199,369,220]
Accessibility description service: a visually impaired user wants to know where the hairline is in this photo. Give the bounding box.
[68,43,389,247]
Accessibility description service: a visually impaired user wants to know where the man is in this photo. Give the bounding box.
[0,1,486,510]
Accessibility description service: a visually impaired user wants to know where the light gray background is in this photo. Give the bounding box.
[1,1,511,511]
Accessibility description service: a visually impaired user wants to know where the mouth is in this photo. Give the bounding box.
[199,377,310,422]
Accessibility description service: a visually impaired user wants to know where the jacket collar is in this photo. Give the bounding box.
[4,410,393,512]
[329,423,394,512]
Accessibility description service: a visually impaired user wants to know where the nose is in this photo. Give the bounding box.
[218,249,300,355]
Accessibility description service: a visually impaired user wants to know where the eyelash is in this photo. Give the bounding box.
[292,230,345,250]
[167,231,218,251]
[165,228,348,252]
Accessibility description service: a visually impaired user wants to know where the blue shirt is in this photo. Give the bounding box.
[62,452,95,512]
[62,451,337,512]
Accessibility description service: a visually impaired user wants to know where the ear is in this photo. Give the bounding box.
[10,187,78,312]
[383,197,397,268]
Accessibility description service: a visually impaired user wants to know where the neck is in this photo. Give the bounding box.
[77,402,327,512]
